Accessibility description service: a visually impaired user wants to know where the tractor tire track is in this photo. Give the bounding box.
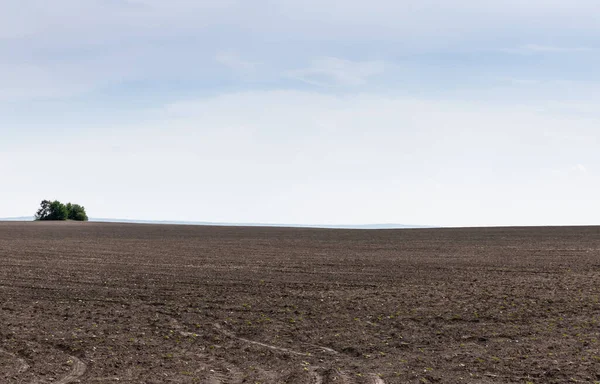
[213,323,384,384]
[214,323,308,357]
[0,347,30,375]
[156,312,249,384]
[195,352,245,384]
[56,355,86,384]
[309,367,325,384]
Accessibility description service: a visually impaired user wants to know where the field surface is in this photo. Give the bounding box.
[1,222,600,384]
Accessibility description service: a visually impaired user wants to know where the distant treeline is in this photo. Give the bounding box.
[35,200,88,221]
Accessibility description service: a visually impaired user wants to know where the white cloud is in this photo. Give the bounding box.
[0,0,241,40]
[500,44,595,54]
[1,1,600,226]
[215,51,258,73]
[287,58,386,87]
[1,0,599,103]
[522,44,593,53]
[3,0,599,53]
[0,48,150,101]
[574,164,588,174]
[2,89,600,225]
[269,0,600,45]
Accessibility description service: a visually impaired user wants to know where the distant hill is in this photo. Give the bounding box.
[0,216,433,229]
[0,216,34,221]
[90,218,435,229]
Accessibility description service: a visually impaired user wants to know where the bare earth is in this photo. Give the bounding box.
[1,222,599,383]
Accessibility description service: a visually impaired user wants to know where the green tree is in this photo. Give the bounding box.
[35,200,87,221]
[35,200,68,220]
[49,201,68,220]
[66,203,88,221]
[35,200,52,220]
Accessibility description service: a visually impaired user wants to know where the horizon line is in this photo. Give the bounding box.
[0,216,435,229]
[1,217,599,230]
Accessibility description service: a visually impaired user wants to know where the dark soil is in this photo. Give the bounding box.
[1,222,600,383]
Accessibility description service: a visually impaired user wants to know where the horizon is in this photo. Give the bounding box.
[3,215,600,230]
[2,1,599,227]
[0,215,433,229]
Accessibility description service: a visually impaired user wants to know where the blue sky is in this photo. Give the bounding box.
[1,0,599,226]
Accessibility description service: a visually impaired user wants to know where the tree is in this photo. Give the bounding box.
[49,201,69,220]
[35,200,52,221]
[35,200,68,220]
[35,200,87,221]
[66,203,88,221]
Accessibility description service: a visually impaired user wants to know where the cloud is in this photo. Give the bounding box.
[3,90,600,225]
[287,58,387,87]
[2,0,600,103]
[522,44,593,53]
[215,51,258,73]
[4,0,599,56]
[2,1,600,226]
[574,164,588,174]
[501,44,595,54]
[0,0,241,40]
[0,46,156,101]
[548,164,591,179]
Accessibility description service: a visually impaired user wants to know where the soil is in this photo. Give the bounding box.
[1,222,600,383]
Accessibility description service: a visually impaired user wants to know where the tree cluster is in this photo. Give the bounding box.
[35,200,89,221]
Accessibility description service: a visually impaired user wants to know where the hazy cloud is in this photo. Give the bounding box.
[574,164,588,174]
[4,90,600,225]
[501,44,595,54]
[3,1,600,50]
[215,51,258,73]
[2,0,600,225]
[287,58,386,87]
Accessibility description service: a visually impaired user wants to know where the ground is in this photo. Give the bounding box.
[1,222,600,383]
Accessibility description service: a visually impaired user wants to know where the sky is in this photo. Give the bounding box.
[1,0,600,227]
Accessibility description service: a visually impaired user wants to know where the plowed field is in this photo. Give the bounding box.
[1,222,600,383]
